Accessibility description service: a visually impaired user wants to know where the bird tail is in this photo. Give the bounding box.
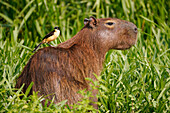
[33,42,42,52]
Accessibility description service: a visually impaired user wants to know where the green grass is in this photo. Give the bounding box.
[0,0,169,112]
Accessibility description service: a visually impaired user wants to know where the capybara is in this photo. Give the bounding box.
[16,16,138,106]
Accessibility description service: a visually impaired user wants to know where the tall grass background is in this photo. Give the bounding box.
[0,0,169,112]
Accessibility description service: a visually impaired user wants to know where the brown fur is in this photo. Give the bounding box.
[16,17,137,105]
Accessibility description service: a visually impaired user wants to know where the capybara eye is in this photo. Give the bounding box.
[106,22,115,26]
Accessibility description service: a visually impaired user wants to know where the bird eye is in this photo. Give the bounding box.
[106,22,115,26]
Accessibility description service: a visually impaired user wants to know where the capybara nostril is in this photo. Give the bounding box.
[134,27,138,33]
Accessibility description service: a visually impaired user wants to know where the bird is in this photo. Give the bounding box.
[33,27,60,52]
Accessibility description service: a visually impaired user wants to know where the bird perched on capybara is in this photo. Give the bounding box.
[33,26,60,52]
[16,16,138,106]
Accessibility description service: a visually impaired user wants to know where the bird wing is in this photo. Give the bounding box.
[43,30,55,40]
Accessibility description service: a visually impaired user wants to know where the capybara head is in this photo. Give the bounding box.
[83,16,138,50]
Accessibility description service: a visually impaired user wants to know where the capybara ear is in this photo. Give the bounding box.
[84,18,90,25]
[89,16,97,26]
[84,16,97,28]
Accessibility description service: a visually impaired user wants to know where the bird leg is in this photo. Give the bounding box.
[47,43,54,47]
